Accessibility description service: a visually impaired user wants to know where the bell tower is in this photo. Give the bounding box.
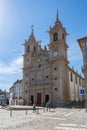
[49,11,68,59]
[48,11,69,106]
[23,26,39,104]
[23,26,40,67]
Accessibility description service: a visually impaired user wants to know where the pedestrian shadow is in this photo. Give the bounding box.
[49,109,55,112]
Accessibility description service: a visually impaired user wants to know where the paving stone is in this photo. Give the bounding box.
[0,106,87,130]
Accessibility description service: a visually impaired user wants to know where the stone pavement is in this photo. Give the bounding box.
[0,106,87,130]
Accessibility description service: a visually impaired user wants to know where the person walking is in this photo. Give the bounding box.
[33,103,36,113]
[45,102,49,111]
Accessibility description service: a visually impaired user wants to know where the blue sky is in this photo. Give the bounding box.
[0,0,87,91]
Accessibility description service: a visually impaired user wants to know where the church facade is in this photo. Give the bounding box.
[22,13,84,107]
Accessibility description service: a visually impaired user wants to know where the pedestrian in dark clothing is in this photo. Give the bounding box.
[46,102,49,111]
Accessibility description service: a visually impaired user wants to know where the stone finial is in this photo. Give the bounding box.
[56,9,59,21]
[37,40,42,46]
[55,9,62,25]
[44,46,47,51]
[31,25,34,35]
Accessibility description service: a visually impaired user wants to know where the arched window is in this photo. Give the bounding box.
[53,32,58,41]
[62,33,65,40]
[33,46,36,51]
[27,46,30,52]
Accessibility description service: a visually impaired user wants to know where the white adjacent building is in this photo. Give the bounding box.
[68,67,84,102]
[0,89,10,105]
[9,79,24,105]
[78,37,87,109]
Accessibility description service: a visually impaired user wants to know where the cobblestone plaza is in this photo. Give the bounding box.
[0,106,87,130]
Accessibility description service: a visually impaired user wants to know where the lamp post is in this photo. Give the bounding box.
[78,37,87,111]
[4,90,6,104]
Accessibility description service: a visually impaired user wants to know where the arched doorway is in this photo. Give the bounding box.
[45,94,49,104]
[37,93,41,105]
[31,95,34,105]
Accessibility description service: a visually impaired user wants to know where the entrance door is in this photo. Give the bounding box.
[45,94,49,104]
[37,93,41,105]
[31,95,34,105]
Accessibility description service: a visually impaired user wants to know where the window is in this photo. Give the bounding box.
[26,82,28,85]
[55,88,57,91]
[25,90,27,93]
[75,76,77,84]
[71,72,73,82]
[62,33,65,40]
[54,67,57,70]
[34,46,36,51]
[55,77,57,80]
[25,74,28,77]
[53,32,58,41]
[38,64,41,68]
[46,76,49,78]
[79,78,81,86]
[85,42,87,55]
[27,46,30,52]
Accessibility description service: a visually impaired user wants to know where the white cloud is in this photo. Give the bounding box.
[0,56,23,74]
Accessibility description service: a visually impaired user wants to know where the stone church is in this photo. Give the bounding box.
[22,13,84,107]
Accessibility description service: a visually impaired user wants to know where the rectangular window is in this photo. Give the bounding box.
[85,42,87,55]
[71,72,73,82]
[75,76,77,84]
[46,76,49,78]
[79,78,81,86]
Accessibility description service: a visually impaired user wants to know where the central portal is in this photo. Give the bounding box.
[37,93,41,105]
[31,95,34,105]
[45,94,49,104]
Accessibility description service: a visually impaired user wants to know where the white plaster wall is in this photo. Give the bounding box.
[69,70,84,102]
